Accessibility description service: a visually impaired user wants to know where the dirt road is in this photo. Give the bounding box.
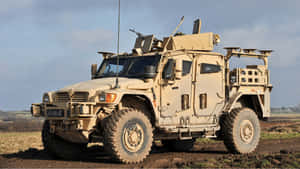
[1,120,300,168]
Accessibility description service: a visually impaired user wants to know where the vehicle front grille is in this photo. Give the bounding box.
[72,92,89,102]
[55,92,69,102]
[55,92,89,103]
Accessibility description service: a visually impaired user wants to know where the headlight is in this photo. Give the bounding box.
[99,93,117,103]
[99,94,106,102]
[43,93,50,103]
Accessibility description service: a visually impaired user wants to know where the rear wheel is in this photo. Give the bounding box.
[221,108,260,154]
[103,108,153,164]
[42,120,87,160]
[161,139,195,152]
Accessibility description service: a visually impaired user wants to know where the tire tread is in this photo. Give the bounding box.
[221,108,259,154]
[103,108,153,164]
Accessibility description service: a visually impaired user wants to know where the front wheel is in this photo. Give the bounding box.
[221,108,261,154]
[103,108,153,164]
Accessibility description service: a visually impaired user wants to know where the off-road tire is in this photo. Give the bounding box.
[161,139,195,152]
[221,108,260,154]
[103,108,153,164]
[42,120,87,160]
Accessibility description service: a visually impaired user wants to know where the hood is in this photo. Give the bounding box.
[57,77,145,93]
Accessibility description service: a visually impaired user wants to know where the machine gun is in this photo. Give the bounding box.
[130,28,163,53]
[129,28,145,38]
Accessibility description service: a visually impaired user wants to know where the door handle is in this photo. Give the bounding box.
[172,86,179,90]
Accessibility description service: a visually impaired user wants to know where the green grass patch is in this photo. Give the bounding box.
[271,112,300,114]
[196,138,219,144]
[261,132,300,140]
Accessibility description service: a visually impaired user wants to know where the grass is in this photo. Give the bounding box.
[270,113,300,122]
[0,132,43,154]
[196,138,219,144]
[271,112,300,114]
[261,132,300,140]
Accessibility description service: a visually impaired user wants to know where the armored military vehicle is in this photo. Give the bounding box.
[31,18,272,163]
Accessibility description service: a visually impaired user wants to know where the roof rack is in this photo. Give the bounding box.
[224,47,273,68]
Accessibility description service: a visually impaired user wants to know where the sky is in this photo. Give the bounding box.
[0,0,300,110]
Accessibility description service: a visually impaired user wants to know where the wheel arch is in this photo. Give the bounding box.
[238,95,263,119]
[227,94,266,120]
[120,94,157,126]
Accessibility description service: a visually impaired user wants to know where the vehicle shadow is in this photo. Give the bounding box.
[1,144,228,164]
[1,145,115,164]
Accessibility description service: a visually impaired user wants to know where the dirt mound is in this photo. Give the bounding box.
[184,151,300,168]
[268,123,300,133]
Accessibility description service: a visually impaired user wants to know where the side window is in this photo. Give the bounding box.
[162,59,175,79]
[182,60,192,76]
[201,63,221,74]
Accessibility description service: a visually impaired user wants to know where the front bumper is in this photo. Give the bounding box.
[31,102,100,144]
[50,119,96,143]
[31,102,96,118]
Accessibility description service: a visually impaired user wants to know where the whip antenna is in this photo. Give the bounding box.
[163,16,185,52]
[115,0,121,88]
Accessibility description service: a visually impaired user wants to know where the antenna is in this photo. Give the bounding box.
[163,16,185,52]
[115,0,121,88]
[193,19,201,34]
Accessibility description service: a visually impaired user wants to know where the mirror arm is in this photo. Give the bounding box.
[91,64,98,80]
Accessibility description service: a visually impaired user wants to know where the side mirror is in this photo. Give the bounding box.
[91,64,98,79]
[175,59,182,80]
[144,65,156,78]
[162,59,175,80]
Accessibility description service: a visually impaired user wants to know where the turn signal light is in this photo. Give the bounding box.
[99,93,117,103]
[106,93,117,103]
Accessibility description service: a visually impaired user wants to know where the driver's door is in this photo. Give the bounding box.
[160,58,193,118]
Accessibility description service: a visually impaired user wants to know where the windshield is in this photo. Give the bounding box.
[96,55,161,78]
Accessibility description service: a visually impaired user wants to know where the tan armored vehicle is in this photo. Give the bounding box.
[31,18,272,163]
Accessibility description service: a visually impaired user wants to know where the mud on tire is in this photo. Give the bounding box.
[221,108,260,154]
[42,120,87,160]
[103,108,153,164]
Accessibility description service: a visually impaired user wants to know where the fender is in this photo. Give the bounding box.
[224,92,268,119]
[119,93,158,126]
[224,92,242,113]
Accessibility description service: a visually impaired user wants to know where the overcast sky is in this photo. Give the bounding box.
[0,0,299,110]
